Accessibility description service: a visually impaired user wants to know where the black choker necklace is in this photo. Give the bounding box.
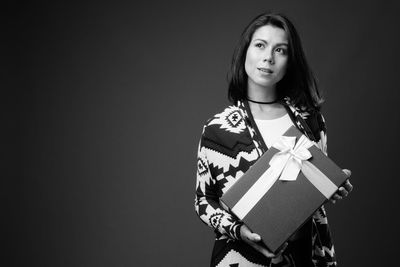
[246,98,278,104]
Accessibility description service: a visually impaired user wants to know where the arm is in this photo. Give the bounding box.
[312,112,355,266]
[194,135,242,240]
[195,136,281,258]
[195,124,285,258]
[315,112,353,203]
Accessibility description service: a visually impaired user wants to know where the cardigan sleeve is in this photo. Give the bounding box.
[315,111,328,156]
[311,112,338,266]
[194,130,243,240]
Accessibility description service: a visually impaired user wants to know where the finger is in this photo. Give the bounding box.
[331,193,342,201]
[342,169,352,177]
[250,242,275,258]
[240,225,252,239]
[344,180,353,192]
[242,226,262,242]
[337,187,349,197]
[248,233,261,242]
[276,242,288,256]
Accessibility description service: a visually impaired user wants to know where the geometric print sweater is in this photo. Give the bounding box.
[195,99,337,266]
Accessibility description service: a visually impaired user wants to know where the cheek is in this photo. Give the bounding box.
[244,49,257,75]
[277,58,288,74]
[244,54,252,76]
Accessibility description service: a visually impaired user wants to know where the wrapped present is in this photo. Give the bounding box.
[220,125,348,254]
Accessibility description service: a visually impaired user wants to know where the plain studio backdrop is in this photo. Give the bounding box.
[4,0,400,266]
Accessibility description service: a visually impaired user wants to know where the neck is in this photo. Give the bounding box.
[247,83,277,103]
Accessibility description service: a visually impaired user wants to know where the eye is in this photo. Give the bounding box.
[255,43,265,48]
[275,47,287,54]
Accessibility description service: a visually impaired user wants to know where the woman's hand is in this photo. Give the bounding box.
[240,224,287,258]
[330,169,353,204]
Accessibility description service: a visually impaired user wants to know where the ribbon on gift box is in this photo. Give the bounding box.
[232,134,339,219]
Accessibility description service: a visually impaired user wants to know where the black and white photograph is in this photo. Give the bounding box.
[4,0,400,266]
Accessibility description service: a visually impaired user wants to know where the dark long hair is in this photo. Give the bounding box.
[228,12,323,110]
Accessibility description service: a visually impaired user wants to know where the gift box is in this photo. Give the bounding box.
[220,125,348,254]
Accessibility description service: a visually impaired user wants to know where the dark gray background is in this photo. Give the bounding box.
[5,0,400,266]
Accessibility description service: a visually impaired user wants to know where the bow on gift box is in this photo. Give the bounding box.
[270,135,313,182]
[232,135,339,219]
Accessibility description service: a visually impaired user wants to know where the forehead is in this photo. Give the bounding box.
[251,25,288,44]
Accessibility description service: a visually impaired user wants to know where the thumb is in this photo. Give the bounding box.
[248,233,261,242]
[240,225,261,242]
[342,169,351,177]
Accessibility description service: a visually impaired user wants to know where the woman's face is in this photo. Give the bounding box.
[245,24,289,91]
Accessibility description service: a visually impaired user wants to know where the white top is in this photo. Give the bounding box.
[254,113,294,148]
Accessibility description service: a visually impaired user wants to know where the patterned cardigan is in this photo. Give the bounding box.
[195,99,337,266]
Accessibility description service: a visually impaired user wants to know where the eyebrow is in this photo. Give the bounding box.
[253,39,288,46]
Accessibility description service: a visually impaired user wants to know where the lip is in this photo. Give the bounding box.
[258,67,273,74]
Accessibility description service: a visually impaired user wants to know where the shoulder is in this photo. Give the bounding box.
[284,97,327,140]
[203,105,247,135]
[200,105,252,151]
[285,97,325,125]
[303,109,326,133]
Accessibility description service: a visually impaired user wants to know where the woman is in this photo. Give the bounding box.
[195,13,353,267]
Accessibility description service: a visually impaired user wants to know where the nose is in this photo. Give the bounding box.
[263,49,274,64]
